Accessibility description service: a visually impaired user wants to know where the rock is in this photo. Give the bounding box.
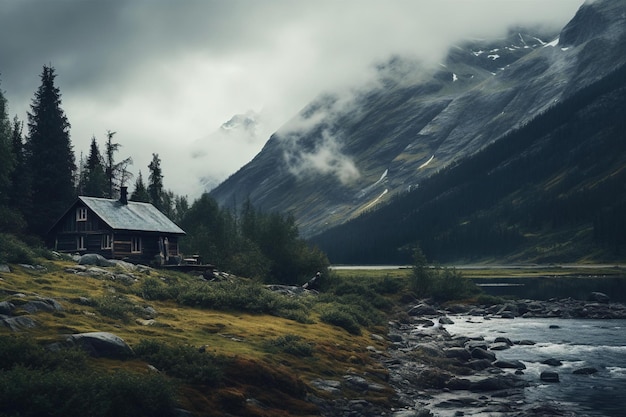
[489,342,511,351]
[573,367,598,375]
[445,347,471,361]
[446,377,472,390]
[542,358,563,366]
[0,264,10,273]
[370,333,385,342]
[494,337,513,346]
[469,375,525,391]
[540,371,560,382]
[78,253,115,267]
[1,316,37,331]
[470,346,496,361]
[466,359,494,371]
[408,303,438,316]
[0,301,15,315]
[517,340,536,345]
[311,378,342,395]
[493,360,526,370]
[439,316,455,325]
[20,297,64,314]
[66,331,133,358]
[589,292,610,304]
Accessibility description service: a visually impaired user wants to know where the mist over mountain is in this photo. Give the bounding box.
[209,0,626,263]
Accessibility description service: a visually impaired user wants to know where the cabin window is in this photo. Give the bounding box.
[101,234,112,249]
[77,236,86,250]
[131,237,142,253]
[76,207,87,221]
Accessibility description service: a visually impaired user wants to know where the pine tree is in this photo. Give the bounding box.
[130,171,150,202]
[104,130,133,198]
[9,116,31,218]
[25,65,76,235]
[147,153,164,211]
[0,76,13,206]
[82,136,107,197]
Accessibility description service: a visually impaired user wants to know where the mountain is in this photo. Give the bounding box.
[210,0,626,263]
[184,111,266,196]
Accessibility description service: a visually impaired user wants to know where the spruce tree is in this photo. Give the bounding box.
[0,77,13,206]
[147,153,164,211]
[82,136,107,197]
[130,171,150,202]
[25,65,76,235]
[9,116,31,219]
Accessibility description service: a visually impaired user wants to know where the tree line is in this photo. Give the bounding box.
[0,65,183,235]
[0,65,327,283]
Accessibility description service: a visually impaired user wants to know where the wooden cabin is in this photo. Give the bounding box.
[49,187,186,264]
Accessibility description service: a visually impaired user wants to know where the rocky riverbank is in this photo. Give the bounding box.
[378,294,626,417]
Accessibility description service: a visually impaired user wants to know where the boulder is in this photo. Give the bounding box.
[78,254,115,267]
[573,367,598,375]
[489,342,511,351]
[0,301,14,315]
[408,303,438,316]
[470,347,496,361]
[1,316,37,331]
[0,264,10,273]
[542,358,563,367]
[21,297,64,314]
[66,331,133,358]
[494,337,514,346]
[469,375,525,391]
[588,292,610,304]
[540,371,560,382]
[445,347,471,361]
[466,359,494,371]
[494,359,526,370]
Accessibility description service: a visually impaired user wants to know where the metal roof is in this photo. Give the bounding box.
[78,196,186,235]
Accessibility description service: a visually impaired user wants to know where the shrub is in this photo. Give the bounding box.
[264,334,314,357]
[134,339,223,386]
[93,295,142,322]
[430,267,481,302]
[0,336,177,417]
[475,293,505,306]
[0,233,35,264]
[139,276,178,301]
[319,306,362,335]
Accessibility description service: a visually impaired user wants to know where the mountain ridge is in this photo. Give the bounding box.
[209,0,626,261]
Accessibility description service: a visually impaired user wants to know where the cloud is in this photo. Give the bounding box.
[0,0,584,199]
[282,128,360,186]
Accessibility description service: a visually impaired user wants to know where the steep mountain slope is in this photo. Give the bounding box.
[311,63,626,264]
[210,0,626,243]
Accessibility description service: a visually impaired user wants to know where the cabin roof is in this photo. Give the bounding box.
[75,196,186,235]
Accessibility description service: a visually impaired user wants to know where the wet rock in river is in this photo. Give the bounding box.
[540,371,560,382]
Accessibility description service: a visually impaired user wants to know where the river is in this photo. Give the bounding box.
[444,316,626,417]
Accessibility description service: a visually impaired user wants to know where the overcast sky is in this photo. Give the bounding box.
[0,0,584,198]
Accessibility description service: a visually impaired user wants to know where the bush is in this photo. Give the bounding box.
[93,295,142,322]
[134,339,223,385]
[475,293,505,306]
[430,267,481,302]
[0,233,36,264]
[0,336,177,417]
[264,334,314,357]
[319,306,362,335]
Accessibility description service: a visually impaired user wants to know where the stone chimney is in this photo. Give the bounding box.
[119,186,128,205]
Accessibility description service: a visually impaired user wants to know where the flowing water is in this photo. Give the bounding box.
[444,316,626,416]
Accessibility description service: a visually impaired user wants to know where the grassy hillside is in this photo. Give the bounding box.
[0,255,405,417]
